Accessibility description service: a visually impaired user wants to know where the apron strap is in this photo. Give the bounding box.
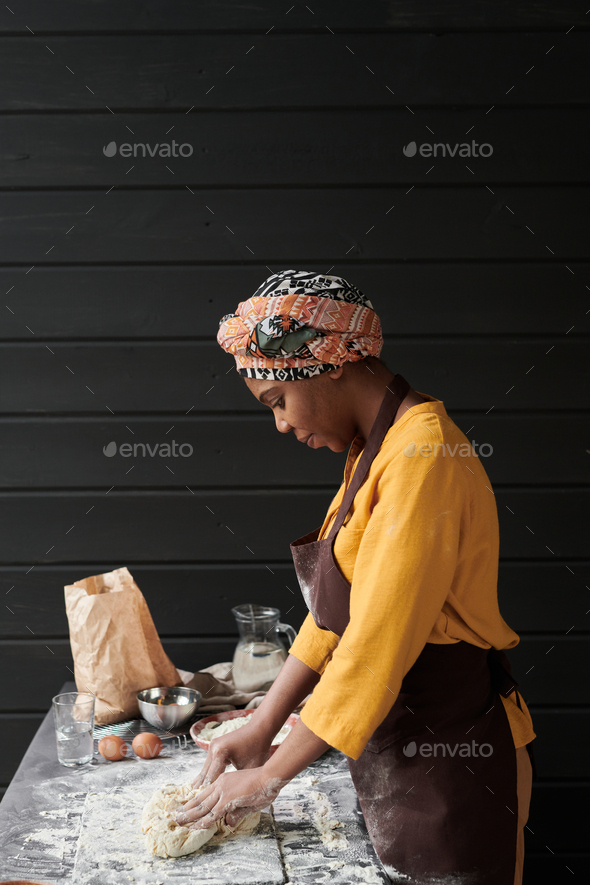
[326,374,411,541]
[488,648,538,780]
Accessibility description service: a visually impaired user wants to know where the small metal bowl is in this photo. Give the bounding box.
[137,686,201,730]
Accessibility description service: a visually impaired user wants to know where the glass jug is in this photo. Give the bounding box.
[231,604,297,692]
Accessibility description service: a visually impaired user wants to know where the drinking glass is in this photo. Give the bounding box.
[52,691,95,767]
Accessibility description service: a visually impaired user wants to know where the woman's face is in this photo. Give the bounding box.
[244,368,357,453]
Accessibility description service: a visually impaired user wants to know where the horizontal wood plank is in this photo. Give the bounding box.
[526,784,590,855]
[0,264,588,340]
[0,415,344,489]
[0,638,236,712]
[0,340,587,413]
[2,109,589,187]
[1,189,589,263]
[0,34,587,111]
[0,489,586,564]
[0,636,586,707]
[526,709,590,778]
[524,855,589,879]
[0,414,588,488]
[0,2,587,33]
[497,563,590,635]
[0,564,308,639]
[507,638,590,705]
[0,562,588,639]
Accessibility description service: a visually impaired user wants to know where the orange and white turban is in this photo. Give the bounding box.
[217,269,383,381]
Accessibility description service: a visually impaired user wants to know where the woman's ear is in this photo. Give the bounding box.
[327,366,344,380]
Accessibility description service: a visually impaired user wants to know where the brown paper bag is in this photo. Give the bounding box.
[65,566,181,725]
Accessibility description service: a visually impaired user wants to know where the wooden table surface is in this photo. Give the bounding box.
[0,683,388,884]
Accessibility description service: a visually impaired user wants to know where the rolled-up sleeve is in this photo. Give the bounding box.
[289,611,339,675]
[298,446,468,760]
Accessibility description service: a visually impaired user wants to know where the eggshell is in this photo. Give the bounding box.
[132,732,164,759]
[98,734,128,761]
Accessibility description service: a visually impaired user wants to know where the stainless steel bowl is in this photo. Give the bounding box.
[137,686,201,730]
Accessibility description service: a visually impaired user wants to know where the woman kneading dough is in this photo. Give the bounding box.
[176,270,537,885]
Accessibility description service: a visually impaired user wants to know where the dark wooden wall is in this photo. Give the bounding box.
[0,2,588,879]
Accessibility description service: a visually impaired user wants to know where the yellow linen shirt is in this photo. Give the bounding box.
[289,390,536,761]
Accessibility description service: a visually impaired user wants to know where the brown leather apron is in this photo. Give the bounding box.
[290,374,536,884]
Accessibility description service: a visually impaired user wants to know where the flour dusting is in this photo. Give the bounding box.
[23,826,69,859]
[309,790,349,850]
[2,734,387,885]
[273,750,389,883]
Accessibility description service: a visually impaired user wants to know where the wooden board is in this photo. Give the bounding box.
[497,562,590,634]
[0,489,586,563]
[0,638,237,711]
[1,189,589,263]
[2,109,590,187]
[0,414,588,487]
[527,784,590,854]
[0,264,587,339]
[0,1,587,33]
[0,34,588,111]
[0,563,307,638]
[74,788,284,885]
[0,635,586,709]
[1,339,587,413]
[507,637,590,705]
[527,709,590,779]
[525,856,589,879]
[0,562,589,638]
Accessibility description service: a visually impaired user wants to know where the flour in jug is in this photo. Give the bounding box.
[232,641,287,691]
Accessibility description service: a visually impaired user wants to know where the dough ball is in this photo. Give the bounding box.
[216,809,260,837]
[142,784,216,858]
[146,817,216,858]
[141,783,261,859]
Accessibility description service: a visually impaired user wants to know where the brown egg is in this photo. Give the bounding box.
[98,734,128,761]
[132,732,164,759]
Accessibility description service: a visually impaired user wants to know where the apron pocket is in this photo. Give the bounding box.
[363,728,400,754]
[364,737,395,754]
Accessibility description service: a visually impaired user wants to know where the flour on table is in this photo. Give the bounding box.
[142,783,260,858]
[198,716,291,745]
[330,861,385,883]
[310,790,349,850]
[23,826,70,859]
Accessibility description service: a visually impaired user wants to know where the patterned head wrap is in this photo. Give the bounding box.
[217,269,383,381]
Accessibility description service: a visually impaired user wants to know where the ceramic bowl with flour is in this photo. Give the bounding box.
[191,709,299,755]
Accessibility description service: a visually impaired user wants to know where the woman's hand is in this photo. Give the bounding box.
[176,767,287,830]
[181,717,330,831]
[191,722,274,790]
